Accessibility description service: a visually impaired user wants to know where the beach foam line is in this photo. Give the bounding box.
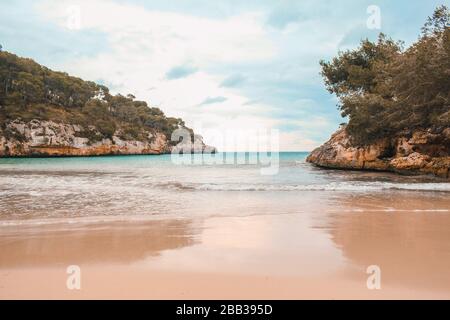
[157,181,450,192]
[0,213,186,228]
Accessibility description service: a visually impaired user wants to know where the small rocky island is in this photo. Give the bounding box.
[308,6,449,179]
[0,51,214,157]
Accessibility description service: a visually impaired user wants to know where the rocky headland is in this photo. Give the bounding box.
[309,7,450,179]
[0,51,215,157]
[307,126,450,179]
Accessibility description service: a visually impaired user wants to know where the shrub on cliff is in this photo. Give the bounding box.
[320,5,450,145]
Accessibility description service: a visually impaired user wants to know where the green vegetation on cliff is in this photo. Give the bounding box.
[320,5,450,145]
[0,51,192,144]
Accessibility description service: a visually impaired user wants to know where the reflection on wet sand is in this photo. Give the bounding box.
[326,193,450,292]
[0,190,449,298]
[0,219,199,267]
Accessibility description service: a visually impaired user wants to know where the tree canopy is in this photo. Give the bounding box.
[320,5,450,144]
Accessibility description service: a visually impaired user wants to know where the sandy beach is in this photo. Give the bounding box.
[1,190,449,299]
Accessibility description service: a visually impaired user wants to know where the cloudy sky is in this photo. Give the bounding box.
[0,0,445,150]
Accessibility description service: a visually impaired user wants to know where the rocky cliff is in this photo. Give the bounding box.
[0,120,215,157]
[306,126,450,179]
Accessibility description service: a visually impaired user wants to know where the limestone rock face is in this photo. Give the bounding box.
[171,134,217,154]
[306,127,450,179]
[0,120,215,157]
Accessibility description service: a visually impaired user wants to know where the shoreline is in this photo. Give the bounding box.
[0,152,170,159]
[0,150,220,159]
[307,162,450,180]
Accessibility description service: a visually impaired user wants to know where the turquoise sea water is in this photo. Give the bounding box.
[0,152,449,223]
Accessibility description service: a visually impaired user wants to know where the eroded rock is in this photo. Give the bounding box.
[307,127,450,179]
[0,120,215,157]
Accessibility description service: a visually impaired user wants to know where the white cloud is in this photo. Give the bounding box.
[38,0,274,65]
[279,131,318,152]
[36,0,281,148]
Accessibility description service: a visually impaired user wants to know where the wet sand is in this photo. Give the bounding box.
[2,266,448,300]
[1,192,450,299]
